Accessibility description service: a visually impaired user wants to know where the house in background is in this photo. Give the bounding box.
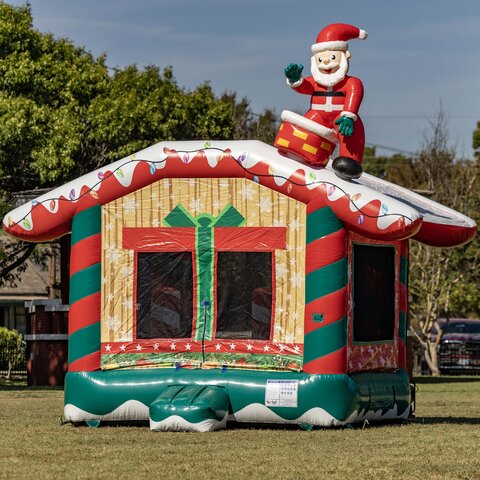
[0,189,68,336]
[0,241,50,336]
[3,140,476,430]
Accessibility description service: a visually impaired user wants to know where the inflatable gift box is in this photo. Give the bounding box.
[274,111,337,166]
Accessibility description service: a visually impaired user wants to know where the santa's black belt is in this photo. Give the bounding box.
[312,91,345,97]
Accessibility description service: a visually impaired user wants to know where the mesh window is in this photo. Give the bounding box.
[353,244,395,342]
[136,252,193,339]
[216,252,272,340]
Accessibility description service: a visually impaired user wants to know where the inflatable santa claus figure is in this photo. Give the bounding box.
[277,23,368,180]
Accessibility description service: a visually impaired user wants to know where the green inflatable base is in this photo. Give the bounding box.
[64,368,411,427]
[149,385,230,432]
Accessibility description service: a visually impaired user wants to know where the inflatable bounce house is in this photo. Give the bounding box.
[3,140,476,430]
[2,24,477,431]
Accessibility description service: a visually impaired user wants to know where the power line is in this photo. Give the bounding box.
[366,142,417,157]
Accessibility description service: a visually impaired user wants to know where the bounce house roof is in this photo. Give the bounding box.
[3,140,476,246]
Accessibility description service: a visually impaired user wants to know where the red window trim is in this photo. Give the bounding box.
[123,226,287,251]
[131,249,198,342]
[123,227,195,251]
[123,226,287,344]
[214,227,286,251]
[211,250,277,341]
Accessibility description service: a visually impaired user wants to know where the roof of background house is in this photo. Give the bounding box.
[0,257,49,300]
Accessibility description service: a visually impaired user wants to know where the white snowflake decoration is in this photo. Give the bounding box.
[120,265,130,279]
[121,297,133,310]
[105,245,122,263]
[122,197,140,215]
[105,315,120,332]
[276,264,288,280]
[289,218,304,231]
[240,185,255,200]
[259,197,273,213]
[189,198,204,214]
[291,273,304,287]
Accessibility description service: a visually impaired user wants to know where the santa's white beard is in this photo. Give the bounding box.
[310,53,349,88]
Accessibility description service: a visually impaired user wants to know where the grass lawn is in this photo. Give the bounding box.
[0,376,479,480]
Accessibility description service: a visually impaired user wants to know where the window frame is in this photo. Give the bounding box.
[134,250,195,341]
[124,227,198,342]
[213,250,276,342]
[123,225,285,345]
[346,232,401,372]
[352,243,396,345]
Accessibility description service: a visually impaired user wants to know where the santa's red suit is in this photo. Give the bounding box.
[290,75,365,164]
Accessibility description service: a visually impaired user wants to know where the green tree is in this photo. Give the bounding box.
[0,2,277,287]
[0,326,23,379]
[226,94,278,145]
[473,121,480,159]
[409,109,480,375]
[363,146,417,188]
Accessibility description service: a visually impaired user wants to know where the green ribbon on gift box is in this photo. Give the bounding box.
[164,204,245,340]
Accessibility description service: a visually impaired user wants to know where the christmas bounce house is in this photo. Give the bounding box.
[3,23,477,431]
[3,139,476,431]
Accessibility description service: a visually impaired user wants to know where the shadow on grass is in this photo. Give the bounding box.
[408,416,480,425]
[413,376,480,384]
[0,385,63,391]
[0,377,62,391]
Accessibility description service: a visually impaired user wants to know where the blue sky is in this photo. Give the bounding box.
[8,0,480,157]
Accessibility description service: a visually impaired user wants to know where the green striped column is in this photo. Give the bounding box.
[68,205,102,372]
[303,204,348,374]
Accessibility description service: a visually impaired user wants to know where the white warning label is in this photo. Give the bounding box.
[265,379,299,408]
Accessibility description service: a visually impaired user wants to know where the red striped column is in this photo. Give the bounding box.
[68,205,102,372]
[303,199,348,374]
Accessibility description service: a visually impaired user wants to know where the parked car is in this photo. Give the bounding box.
[436,318,480,374]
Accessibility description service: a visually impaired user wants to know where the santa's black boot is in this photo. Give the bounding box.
[332,156,363,181]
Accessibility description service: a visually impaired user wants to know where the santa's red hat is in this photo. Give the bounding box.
[311,23,367,54]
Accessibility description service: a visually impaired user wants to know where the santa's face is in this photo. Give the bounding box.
[311,50,350,87]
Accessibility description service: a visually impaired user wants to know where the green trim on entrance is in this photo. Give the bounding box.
[195,224,215,340]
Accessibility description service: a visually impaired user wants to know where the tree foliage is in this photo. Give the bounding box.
[408,110,479,374]
[0,2,274,287]
[473,121,480,159]
[222,93,278,144]
[364,108,479,375]
[363,146,418,189]
[0,326,23,379]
